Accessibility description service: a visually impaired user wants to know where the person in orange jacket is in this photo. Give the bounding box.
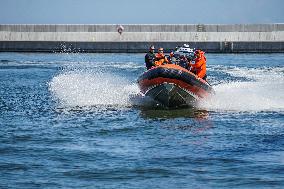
[155,47,169,66]
[190,50,207,80]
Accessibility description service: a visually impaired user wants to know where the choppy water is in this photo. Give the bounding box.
[0,52,283,188]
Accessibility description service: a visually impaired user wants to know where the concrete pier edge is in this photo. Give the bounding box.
[0,24,283,53]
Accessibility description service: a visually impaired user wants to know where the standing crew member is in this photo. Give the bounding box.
[145,45,156,70]
[190,50,207,80]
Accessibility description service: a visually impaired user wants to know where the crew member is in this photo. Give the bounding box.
[178,54,190,70]
[155,47,169,66]
[190,50,207,80]
[144,45,156,70]
[168,51,175,64]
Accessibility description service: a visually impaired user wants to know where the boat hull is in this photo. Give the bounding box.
[137,64,213,108]
[145,82,198,108]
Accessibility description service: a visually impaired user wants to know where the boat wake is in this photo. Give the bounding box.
[49,70,139,108]
[198,66,284,112]
[49,65,284,112]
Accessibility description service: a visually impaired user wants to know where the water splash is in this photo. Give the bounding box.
[49,70,139,107]
[49,61,284,112]
[199,66,284,112]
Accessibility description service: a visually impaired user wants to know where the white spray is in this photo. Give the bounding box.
[49,70,139,107]
[199,66,284,112]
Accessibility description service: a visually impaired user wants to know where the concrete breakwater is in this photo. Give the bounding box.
[0,24,283,53]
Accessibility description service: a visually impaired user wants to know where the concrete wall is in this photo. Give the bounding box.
[1,24,284,32]
[0,32,283,42]
[0,24,283,53]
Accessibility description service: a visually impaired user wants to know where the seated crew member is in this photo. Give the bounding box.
[168,51,175,64]
[155,48,169,66]
[144,45,156,70]
[178,54,190,70]
[190,50,207,80]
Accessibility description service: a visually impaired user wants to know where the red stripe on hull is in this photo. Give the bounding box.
[138,77,209,98]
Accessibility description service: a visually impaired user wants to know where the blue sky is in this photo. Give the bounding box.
[0,0,283,24]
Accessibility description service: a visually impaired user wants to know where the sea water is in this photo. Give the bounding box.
[0,52,283,188]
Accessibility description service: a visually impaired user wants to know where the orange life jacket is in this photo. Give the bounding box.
[191,51,206,79]
[155,53,169,66]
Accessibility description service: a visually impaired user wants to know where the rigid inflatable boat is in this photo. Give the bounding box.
[137,64,214,108]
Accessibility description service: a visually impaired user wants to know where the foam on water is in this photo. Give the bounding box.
[199,66,284,112]
[49,60,284,112]
[49,70,139,107]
